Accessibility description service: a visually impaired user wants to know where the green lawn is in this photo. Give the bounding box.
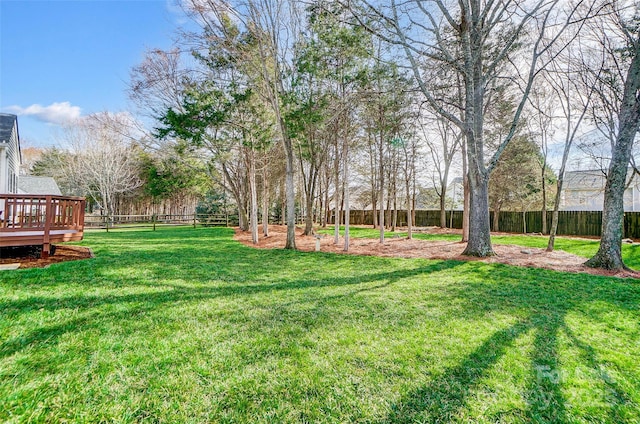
[1,227,639,423]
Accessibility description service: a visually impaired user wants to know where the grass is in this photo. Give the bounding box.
[319,226,640,269]
[0,226,638,423]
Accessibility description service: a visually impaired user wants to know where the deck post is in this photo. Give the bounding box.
[42,195,53,258]
[79,199,86,229]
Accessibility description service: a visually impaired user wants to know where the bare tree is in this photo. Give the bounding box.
[130,48,187,119]
[586,3,640,270]
[541,44,600,251]
[401,131,419,239]
[180,0,302,249]
[527,86,554,235]
[422,114,462,229]
[348,0,599,256]
[61,113,143,217]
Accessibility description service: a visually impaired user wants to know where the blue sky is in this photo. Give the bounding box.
[1,0,184,147]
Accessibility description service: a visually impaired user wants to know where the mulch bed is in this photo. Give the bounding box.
[235,225,640,280]
[0,245,93,269]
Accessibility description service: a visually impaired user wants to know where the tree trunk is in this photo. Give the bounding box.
[547,208,560,252]
[343,142,350,251]
[385,193,391,230]
[461,142,470,242]
[333,203,341,243]
[462,186,470,241]
[302,157,318,236]
[334,140,341,245]
[547,139,571,252]
[460,9,495,256]
[262,168,269,237]
[223,163,248,231]
[318,177,325,228]
[323,171,330,228]
[372,197,378,228]
[541,162,548,235]
[392,188,397,232]
[462,166,494,256]
[282,131,296,249]
[492,205,500,232]
[304,191,315,235]
[379,134,385,243]
[439,162,450,228]
[585,169,629,270]
[406,176,413,239]
[238,205,249,231]
[440,187,447,228]
[249,150,258,244]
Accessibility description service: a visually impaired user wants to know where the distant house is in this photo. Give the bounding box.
[18,176,62,196]
[560,169,640,212]
[0,113,21,194]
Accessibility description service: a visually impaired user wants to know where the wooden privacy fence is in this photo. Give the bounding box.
[334,209,640,239]
[336,210,464,229]
[495,211,603,237]
[81,209,640,239]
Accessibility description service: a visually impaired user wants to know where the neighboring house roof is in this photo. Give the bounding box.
[17,176,62,195]
[0,113,18,144]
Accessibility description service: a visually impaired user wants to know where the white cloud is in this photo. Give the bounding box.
[166,0,188,25]
[5,102,82,125]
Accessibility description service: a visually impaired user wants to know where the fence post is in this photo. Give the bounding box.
[193,213,197,228]
[152,214,156,231]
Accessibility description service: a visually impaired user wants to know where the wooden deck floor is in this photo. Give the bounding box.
[0,229,83,248]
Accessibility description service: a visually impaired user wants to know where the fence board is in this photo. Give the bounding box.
[625,212,640,239]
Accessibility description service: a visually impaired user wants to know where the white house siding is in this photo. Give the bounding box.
[561,169,640,212]
[0,145,7,193]
[624,183,640,212]
[561,189,605,211]
[0,114,20,194]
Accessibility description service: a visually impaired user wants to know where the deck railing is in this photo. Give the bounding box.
[0,194,86,257]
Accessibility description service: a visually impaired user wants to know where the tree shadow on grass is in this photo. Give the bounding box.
[0,260,463,360]
[3,231,639,422]
[561,324,633,423]
[525,312,567,423]
[381,319,533,423]
[379,265,640,423]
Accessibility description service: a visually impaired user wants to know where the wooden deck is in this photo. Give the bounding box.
[0,194,86,258]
